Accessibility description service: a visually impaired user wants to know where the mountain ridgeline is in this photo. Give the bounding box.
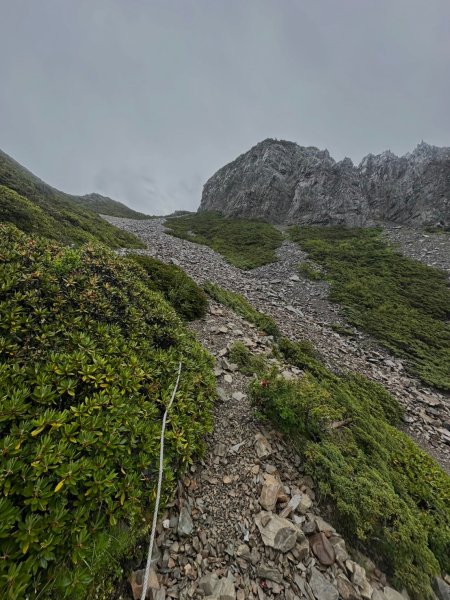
[200,139,450,227]
[0,149,149,247]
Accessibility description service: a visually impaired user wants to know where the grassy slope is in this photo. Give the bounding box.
[0,150,144,248]
[76,193,154,219]
[165,211,283,269]
[289,226,450,391]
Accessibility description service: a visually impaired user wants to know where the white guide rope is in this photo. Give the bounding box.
[141,361,182,600]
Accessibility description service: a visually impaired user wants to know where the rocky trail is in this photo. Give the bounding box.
[127,301,407,600]
[103,216,450,600]
[106,217,450,474]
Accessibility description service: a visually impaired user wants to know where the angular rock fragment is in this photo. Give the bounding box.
[259,474,282,511]
[309,567,339,600]
[214,577,236,600]
[255,433,273,458]
[297,492,313,514]
[309,531,335,566]
[255,511,299,553]
[177,506,193,537]
[257,565,283,583]
[199,573,220,596]
[433,577,450,600]
[279,494,302,518]
[383,587,406,600]
[335,573,359,600]
[130,568,159,600]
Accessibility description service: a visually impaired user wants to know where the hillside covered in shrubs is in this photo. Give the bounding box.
[250,338,450,599]
[0,149,144,248]
[0,225,215,598]
[126,254,208,321]
[289,226,450,390]
[75,193,154,220]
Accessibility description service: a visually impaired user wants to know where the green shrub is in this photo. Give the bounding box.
[228,342,268,376]
[251,340,450,599]
[204,282,280,338]
[0,186,55,239]
[0,150,144,249]
[298,262,323,281]
[165,211,283,269]
[126,254,208,321]
[289,226,450,390]
[276,337,324,376]
[0,225,215,598]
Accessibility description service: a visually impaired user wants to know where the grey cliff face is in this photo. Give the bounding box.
[359,142,450,226]
[200,139,450,227]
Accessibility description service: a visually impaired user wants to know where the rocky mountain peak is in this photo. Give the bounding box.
[200,139,450,227]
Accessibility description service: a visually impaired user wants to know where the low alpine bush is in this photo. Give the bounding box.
[228,341,268,376]
[165,211,283,269]
[251,338,450,599]
[0,225,215,598]
[126,254,208,321]
[289,226,450,390]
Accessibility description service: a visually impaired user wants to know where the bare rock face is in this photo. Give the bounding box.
[360,142,450,227]
[200,139,450,227]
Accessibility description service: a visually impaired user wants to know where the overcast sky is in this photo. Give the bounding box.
[1,1,449,214]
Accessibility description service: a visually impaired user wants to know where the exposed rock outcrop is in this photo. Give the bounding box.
[200,139,450,227]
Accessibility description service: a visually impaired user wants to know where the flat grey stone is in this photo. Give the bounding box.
[309,567,339,600]
[177,505,193,537]
[214,577,236,600]
[384,587,406,600]
[434,577,450,600]
[257,565,283,583]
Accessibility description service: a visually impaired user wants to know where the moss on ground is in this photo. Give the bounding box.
[250,336,450,599]
[0,225,215,599]
[289,226,450,391]
[165,211,283,269]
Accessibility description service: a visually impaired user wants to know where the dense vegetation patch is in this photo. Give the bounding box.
[0,150,143,248]
[204,282,280,337]
[165,211,283,269]
[0,225,215,599]
[126,254,208,321]
[289,226,450,390]
[251,337,450,599]
[0,185,55,240]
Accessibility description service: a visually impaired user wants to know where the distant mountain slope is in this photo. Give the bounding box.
[200,139,450,227]
[77,193,153,219]
[0,149,144,248]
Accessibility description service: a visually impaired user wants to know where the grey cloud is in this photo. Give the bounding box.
[0,0,449,214]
